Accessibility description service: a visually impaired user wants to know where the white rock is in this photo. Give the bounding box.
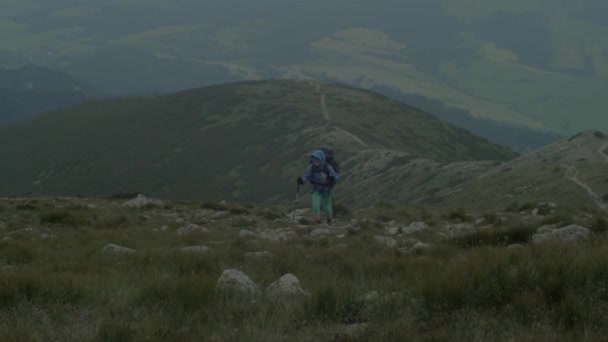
[532,224,591,244]
[288,208,309,218]
[176,223,208,236]
[402,222,429,235]
[180,246,210,253]
[444,223,475,235]
[103,244,136,255]
[537,224,560,234]
[385,226,399,235]
[239,230,259,239]
[216,269,260,295]
[413,241,433,251]
[360,291,380,303]
[122,194,163,208]
[267,274,309,297]
[374,236,398,248]
[260,229,297,242]
[160,225,170,232]
[210,211,230,220]
[310,228,332,237]
[507,244,525,250]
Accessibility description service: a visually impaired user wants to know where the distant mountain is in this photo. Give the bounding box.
[369,85,563,154]
[0,80,516,201]
[1,0,606,134]
[0,65,100,125]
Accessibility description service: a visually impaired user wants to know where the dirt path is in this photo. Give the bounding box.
[564,164,606,209]
[312,83,368,147]
[334,126,368,147]
[319,91,330,120]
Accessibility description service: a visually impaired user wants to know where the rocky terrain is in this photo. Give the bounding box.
[1,195,607,340]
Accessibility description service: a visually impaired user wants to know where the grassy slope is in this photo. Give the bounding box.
[0,80,516,201]
[1,197,608,340]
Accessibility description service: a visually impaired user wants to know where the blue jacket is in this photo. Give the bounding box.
[301,150,340,193]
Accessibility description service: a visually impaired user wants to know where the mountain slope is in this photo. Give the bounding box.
[0,65,100,125]
[345,130,608,210]
[0,80,516,201]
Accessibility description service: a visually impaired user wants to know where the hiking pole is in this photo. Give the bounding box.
[292,184,301,224]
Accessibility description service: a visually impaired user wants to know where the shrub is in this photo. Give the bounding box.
[451,224,536,248]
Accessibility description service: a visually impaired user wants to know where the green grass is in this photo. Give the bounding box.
[0,80,516,203]
[2,197,608,339]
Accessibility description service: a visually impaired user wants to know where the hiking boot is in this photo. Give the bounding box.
[327,218,333,226]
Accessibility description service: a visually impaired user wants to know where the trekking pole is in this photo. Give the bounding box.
[292,184,301,224]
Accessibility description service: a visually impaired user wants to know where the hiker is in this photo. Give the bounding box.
[297,149,340,224]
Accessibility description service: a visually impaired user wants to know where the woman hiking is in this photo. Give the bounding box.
[297,149,340,225]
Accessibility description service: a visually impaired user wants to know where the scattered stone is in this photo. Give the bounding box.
[244,251,273,259]
[412,241,433,251]
[180,246,210,254]
[267,273,309,297]
[103,244,136,255]
[239,229,259,239]
[532,224,591,244]
[176,223,208,236]
[402,222,429,235]
[288,208,309,219]
[310,228,332,237]
[444,223,475,235]
[216,269,260,295]
[360,291,380,303]
[385,226,399,235]
[122,194,163,208]
[260,229,297,242]
[160,225,170,232]
[537,224,561,234]
[374,236,397,248]
[344,323,369,338]
[210,211,230,220]
[475,218,486,226]
[507,244,525,250]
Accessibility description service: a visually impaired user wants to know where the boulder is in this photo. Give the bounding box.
[216,269,260,295]
[176,223,208,236]
[266,274,309,297]
[402,222,429,235]
[532,224,591,244]
[103,244,136,255]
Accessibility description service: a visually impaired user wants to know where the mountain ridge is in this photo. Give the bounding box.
[0,79,516,202]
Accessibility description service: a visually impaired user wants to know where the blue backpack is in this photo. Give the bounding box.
[316,146,341,174]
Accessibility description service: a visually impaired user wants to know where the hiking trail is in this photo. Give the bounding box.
[313,83,368,148]
[564,164,607,210]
